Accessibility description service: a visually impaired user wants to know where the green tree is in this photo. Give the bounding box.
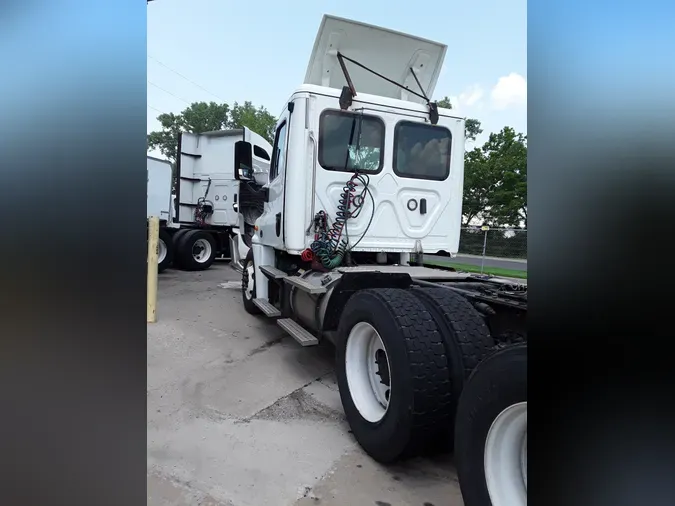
[228,101,277,144]
[462,146,494,226]
[147,102,229,163]
[462,127,527,227]
[480,127,527,227]
[436,96,483,142]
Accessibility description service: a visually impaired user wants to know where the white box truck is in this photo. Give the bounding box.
[146,127,273,272]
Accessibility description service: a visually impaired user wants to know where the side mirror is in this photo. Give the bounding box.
[234,140,253,180]
[339,85,354,110]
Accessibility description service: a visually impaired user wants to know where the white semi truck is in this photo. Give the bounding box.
[146,127,273,272]
[181,15,527,506]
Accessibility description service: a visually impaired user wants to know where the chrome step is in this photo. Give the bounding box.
[253,298,281,317]
[259,264,287,280]
[284,276,327,294]
[277,318,318,346]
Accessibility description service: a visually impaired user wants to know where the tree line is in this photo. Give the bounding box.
[148,99,526,229]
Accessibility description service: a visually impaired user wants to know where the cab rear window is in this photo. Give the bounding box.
[318,110,384,173]
[393,121,451,180]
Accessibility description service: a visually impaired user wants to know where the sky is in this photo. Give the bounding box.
[147,0,526,158]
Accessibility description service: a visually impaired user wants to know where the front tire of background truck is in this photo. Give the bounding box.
[157,228,174,272]
[175,230,217,271]
[454,343,527,506]
[410,287,494,448]
[241,250,261,315]
[335,288,453,463]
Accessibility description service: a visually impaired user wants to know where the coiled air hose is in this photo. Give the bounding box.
[306,173,373,270]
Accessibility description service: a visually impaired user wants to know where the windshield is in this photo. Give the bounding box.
[318,110,384,172]
[394,121,451,180]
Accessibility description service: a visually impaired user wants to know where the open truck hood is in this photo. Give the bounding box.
[304,15,447,105]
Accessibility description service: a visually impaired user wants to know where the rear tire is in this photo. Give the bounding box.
[242,250,261,315]
[171,229,189,247]
[455,343,527,506]
[335,288,453,463]
[175,230,216,271]
[410,287,494,447]
[157,228,174,272]
[169,229,189,269]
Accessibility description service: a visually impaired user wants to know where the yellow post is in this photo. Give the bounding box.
[147,216,159,323]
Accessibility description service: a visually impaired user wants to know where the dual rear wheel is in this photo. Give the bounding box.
[151,228,217,272]
[335,286,494,463]
[337,287,526,506]
[169,229,217,271]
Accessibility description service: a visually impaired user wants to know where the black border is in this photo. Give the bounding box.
[317,109,385,174]
[392,120,452,181]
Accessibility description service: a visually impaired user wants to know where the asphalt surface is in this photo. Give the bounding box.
[428,253,527,272]
[148,262,464,506]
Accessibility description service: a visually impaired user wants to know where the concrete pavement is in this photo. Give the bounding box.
[148,263,464,506]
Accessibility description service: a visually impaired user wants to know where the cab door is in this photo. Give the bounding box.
[255,110,290,250]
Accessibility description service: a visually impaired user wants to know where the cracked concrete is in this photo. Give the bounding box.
[148,262,464,506]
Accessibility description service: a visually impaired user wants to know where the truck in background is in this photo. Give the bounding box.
[146,127,273,272]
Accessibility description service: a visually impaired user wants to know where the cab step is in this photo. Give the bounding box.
[253,298,281,317]
[284,276,327,294]
[259,265,287,280]
[277,318,318,346]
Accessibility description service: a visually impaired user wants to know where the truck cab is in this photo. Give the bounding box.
[253,84,464,256]
[250,15,464,260]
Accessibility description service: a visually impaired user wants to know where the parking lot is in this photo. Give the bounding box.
[148,262,464,506]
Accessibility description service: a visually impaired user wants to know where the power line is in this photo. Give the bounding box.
[148,80,190,105]
[148,55,224,102]
[148,104,165,115]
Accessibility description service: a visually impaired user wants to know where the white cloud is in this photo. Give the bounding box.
[490,73,527,110]
[461,85,485,107]
[449,84,485,110]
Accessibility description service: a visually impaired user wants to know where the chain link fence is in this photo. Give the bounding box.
[459,227,527,260]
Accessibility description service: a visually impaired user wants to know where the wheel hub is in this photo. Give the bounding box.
[345,322,391,423]
[158,239,167,264]
[192,238,212,263]
[484,401,527,506]
[374,349,390,387]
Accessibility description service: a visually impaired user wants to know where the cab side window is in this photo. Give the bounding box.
[269,121,288,181]
[318,110,384,173]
